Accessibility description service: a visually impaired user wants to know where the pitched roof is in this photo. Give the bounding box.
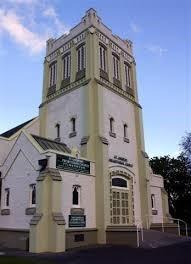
[0,118,35,138]
[31,134,71,154]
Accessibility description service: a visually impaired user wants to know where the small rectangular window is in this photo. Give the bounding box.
[49,62,57,87]
[5,188,10,208]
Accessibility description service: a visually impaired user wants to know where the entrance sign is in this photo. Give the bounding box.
[69,215,86,227]
[56,154,90,174]
[109,155,133,167]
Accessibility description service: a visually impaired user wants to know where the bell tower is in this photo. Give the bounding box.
[39,8,151,243]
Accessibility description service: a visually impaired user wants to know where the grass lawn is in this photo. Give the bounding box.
[0,256,52,264]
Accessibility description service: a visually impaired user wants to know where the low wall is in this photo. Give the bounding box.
[0,228,29,251]
[106,226,138,247]
[151,223,179,235]
[66,228,97,249]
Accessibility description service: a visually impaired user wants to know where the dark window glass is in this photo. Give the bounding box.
[110,118,114,133]
[112,178,127,188]
[71,118,76,132]
[31,185,36,205]
[73,187,79,205]
[55,123,60,138]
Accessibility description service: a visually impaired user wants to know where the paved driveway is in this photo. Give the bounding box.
[2,241,191,264]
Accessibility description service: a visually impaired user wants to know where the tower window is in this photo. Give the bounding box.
[77,44,86,71]
[110,117,114,133]
[124,124,127,138]
[125,63,131,87]
[55,123,60,139]
[49,62,57,87]
[63,53,71,79]
[5,188,10,207]
[113,55,120,80]
[99,44,107,72]
[109,117,116,138]
[30,184,36,207]
[72,185,80,207]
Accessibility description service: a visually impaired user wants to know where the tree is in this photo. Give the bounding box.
[180,132,191,172]
[150,155,191,224]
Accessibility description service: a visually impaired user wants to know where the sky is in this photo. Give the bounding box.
[0,0,190,158]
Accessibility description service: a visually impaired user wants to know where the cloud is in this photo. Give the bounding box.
[130,22,141,33]
[42,6,70,35]
[0,9,46,54]
[146,44,168,56]
[3,0,37,4]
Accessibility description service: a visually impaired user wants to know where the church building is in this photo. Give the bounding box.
[0,9,170,252]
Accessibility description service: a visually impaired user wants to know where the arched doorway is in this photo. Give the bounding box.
[109,170,134,225]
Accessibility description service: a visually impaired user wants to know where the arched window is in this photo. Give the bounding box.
[55,123,60,138]
[124,124,127,138]
[110,117,114,133]
[72,186,80,207]
[30,184,36,206]
[5,188,10,207]
[71,118,76,132]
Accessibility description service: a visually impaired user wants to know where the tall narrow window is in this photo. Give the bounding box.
[77,45,86,71]
[63,53,71,79]
[72,186,80,207]
[151,194,156,209]
[5,188,10,207]
[125,63,131,87]
[55,123,60,138]
[30,184,36,207]
[49,62,57,87]
[71,118,76,132]
[124,124,128,138]
[99,45,107,72]
[110,117,114,133]
[113,55,120,80]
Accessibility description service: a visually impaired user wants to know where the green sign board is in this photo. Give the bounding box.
[69,215,86,227]
[56,154,90,174]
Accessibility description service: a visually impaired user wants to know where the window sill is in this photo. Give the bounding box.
[123,137,130,143]
[69,131,77,138]
[113,77,122,88]
[1,208,10,215]
[100,69,109,81]
[25,207,36,215]
[76,69,85,81]
[152,209,158,215]
[126,86,134,97]
[61,77,70,89]
[47,85,56,96]
[70,208,84,215]
[109,131,116,138]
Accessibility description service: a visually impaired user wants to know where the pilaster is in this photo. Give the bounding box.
[29,168,65,253]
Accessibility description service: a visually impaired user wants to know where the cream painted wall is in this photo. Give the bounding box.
[45,87,86,149]
[150,174,164,223]
[102,86,141,223]
[60,170,96,229]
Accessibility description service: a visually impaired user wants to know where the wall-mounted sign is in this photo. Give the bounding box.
[109,155,133,167]
[69,215,86,228]
[56,154,90,174]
